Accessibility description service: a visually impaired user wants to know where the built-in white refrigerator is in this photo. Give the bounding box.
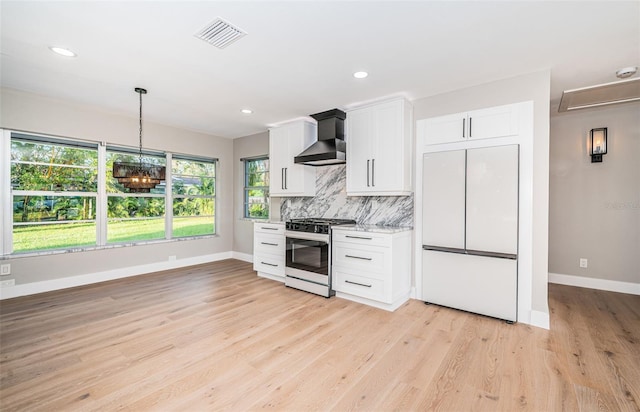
[422,145,519,322]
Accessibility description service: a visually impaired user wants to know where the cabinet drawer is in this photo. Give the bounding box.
[254,223,284,235]
[332,231,391,247]
[253,254,285,276]
[333,270,387,302]
[332,243,388,278]
[254,233,285,256]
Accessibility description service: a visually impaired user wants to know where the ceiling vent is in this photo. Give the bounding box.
[194,18,246,49]
[558,77,640,112]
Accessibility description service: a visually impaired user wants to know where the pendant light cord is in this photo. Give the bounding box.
[138,89,143,169]
[134,87,148,171]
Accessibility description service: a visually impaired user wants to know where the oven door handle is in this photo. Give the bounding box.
[285,231,329,243]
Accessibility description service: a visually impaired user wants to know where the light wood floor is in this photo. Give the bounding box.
[1,259,638,411]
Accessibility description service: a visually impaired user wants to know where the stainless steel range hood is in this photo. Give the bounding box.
[294,109,346,166]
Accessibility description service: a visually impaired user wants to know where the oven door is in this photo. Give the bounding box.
[285,231,329,277]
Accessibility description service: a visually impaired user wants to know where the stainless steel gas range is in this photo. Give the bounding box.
[284,218,356,297]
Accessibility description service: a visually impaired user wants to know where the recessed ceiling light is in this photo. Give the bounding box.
[241,109,253,114]
[49,46,77,57]
[353,71,368,79]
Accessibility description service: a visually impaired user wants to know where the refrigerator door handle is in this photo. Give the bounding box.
[423,245,517,260]
[465,249,517,260]
[422,245,466,254]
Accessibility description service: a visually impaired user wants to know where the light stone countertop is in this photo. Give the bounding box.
[331,224,412,234]
[251,219,285,225]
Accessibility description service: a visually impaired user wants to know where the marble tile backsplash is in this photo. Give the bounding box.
[280,164,413,227]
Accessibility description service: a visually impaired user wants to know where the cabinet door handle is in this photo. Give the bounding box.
[345,235,373,240]
[345,280,372,288]
[345,254,372,261]
[462,118,466,138]
[261,262,278,267]
[261,242,278,246]
[371,159,375,187]
[284,167,288,190]
[345,235,372,240]
[366,159,370,187]
[469,117,472,138]
[261,227,278,230]
[281,168,285,190]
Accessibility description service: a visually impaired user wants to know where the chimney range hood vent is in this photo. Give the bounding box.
[294,109,347,166]
[558,77,640,112]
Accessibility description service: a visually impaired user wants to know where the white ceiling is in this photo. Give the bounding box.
[1,1,638,139]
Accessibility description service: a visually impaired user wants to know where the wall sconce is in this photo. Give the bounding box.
[589,127,607,163]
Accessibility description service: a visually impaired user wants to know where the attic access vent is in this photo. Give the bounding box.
[558,77,640,112]
[194,18,246,49]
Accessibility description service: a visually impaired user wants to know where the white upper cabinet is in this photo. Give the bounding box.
[417,112,466,146]
[418,103,520,145]
[346,98,412,196]
[269,120,316,197]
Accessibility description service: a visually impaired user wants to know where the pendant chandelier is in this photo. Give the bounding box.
[112,87,166,193]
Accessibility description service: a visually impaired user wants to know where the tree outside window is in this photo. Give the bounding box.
[10,136,98,252]
[172,157,216,237]
[4,131,218,255]
[106,148,167,243]
[244,157,269,219]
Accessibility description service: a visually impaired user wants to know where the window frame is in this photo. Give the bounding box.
[171,154,217,238]
[243,156,269,219]
[105,145,168,245]
[7,132,100,254]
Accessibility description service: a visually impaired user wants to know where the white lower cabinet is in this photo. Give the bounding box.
[332,229,412,311]
[253,222,285,282]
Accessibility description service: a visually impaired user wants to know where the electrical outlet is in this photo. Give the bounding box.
[0,264,10,275]
[0,279,15,287]
[579,258,588,268]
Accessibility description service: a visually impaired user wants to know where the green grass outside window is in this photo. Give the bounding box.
[13,217,214,253]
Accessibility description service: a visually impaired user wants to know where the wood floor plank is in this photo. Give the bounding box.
[1,259,639,411]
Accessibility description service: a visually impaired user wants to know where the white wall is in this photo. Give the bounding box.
[412,70,551,327]
[0,88,234,294]
[233,131,269,257]
[549,102,639,292]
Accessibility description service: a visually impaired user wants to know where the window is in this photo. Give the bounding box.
[10,134,98,253]
[243,157,269,219]
[2,131,218,255]
[172,156,216,237]
[106,147,167,243]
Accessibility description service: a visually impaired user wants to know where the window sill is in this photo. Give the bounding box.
[0,234,219,260]
[239,217,269,222]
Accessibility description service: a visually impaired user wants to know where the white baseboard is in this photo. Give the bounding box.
[335,291,411,312]
[0,252,234,300]
[256,272,285,283]
[529,310,550,330]
[549,272,640,296]
[232,252,253,263]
